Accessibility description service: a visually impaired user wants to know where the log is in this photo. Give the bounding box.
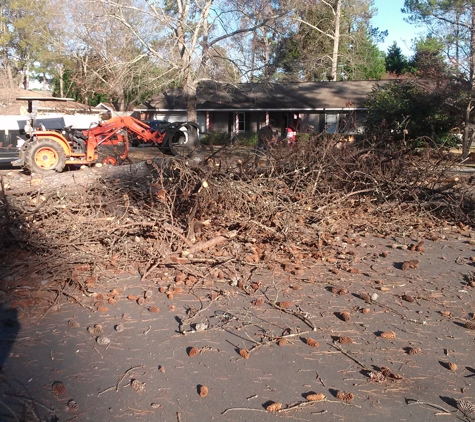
[2,157,175,196]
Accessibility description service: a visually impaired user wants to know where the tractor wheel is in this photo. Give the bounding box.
[97,145,124,166]
[168,132,192,157]
[160,129,199,157]
[24,138,67,174]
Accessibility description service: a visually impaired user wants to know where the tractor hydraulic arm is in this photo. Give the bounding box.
[83,116,166,161]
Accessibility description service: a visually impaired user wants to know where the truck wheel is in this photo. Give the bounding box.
[24,138,67,174]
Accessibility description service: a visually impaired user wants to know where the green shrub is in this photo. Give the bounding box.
[200,131,257,146]
[200,131,230,146]
[364,80,457,145]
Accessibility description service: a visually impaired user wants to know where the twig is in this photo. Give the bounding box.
[37,285,64,324]
[276,400,316,413]
[406,399,454,414]
[60,291,95,310]
[326,399,362,408]
[97,365,145,396]
[0,397,21,422]
[3,393,55,413]
[329,343,369,370]
[267,301,317,331]
[221,407,267,415]
[373,302,426,325]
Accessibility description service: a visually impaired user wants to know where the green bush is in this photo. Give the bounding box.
[200,131,257,146]
[364,80,457,145]
[200,131,230,146]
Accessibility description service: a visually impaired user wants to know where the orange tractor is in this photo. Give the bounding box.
[13,114,200,174]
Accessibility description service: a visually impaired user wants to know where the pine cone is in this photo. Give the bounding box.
[456,398,475,415]
[359,292,371,303]
[67,399,78,412]
[277,338,288,346]
[96,336,111,346]
[306,338,319,347]
[188,347,199,357]
[336,390,354,401]
[407,347,422,355]
[266,402,282,412]
[52,381,66,395]
[330,285,349,295]
[148,306,160,313]
[402,294,415,303]
[198,385,208,397]
[306,393,326,402]
[67,320,80,329]
[87,324,103,335]
[339,336,354,344]
[339,311,351,322]
[131,379,145,392]
[278,301,292,308]
[380,331,396,339]
[239,349,250,359]
[465,321,475,330]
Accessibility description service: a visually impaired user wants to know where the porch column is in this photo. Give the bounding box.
[235,112,239,133]
[206,111,210,133]
[266,112,269,126]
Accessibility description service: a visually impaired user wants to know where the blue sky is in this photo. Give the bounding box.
[371,0,426,57]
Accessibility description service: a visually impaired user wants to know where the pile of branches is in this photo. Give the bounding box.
[0,135,473,291]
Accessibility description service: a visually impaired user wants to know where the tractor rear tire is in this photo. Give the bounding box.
[24,138,67,174]
[159,128,199,157]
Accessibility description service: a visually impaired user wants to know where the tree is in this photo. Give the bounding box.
[385,42,409,75]
[271,0,385,81]
[91,0,293,120]
[410,36,448,82]
[403,0,475,159]
[0,0,52,89]
[42,0,168,110]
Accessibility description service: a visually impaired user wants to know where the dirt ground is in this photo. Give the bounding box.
[1,144,475,422]
[1,229,475,422]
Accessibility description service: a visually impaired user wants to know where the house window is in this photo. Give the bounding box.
[325,113,339,134]
[237,112,245,132]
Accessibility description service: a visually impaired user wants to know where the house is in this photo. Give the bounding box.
[134,80,388,137]
[0,88,104,147]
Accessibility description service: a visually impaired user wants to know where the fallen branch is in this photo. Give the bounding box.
[182,231,237,257]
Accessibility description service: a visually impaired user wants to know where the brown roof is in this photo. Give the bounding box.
[0,87,95,115]
[138,80,389,111]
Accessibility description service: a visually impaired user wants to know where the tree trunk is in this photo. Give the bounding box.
[2,53,15,89]
[331,0,341,81]
[56,63,64,98]
[462,4,475,159]
[184,82,198,122]
[463,101,473,159]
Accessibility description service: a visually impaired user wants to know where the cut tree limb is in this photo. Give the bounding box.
[182,231,237,257]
